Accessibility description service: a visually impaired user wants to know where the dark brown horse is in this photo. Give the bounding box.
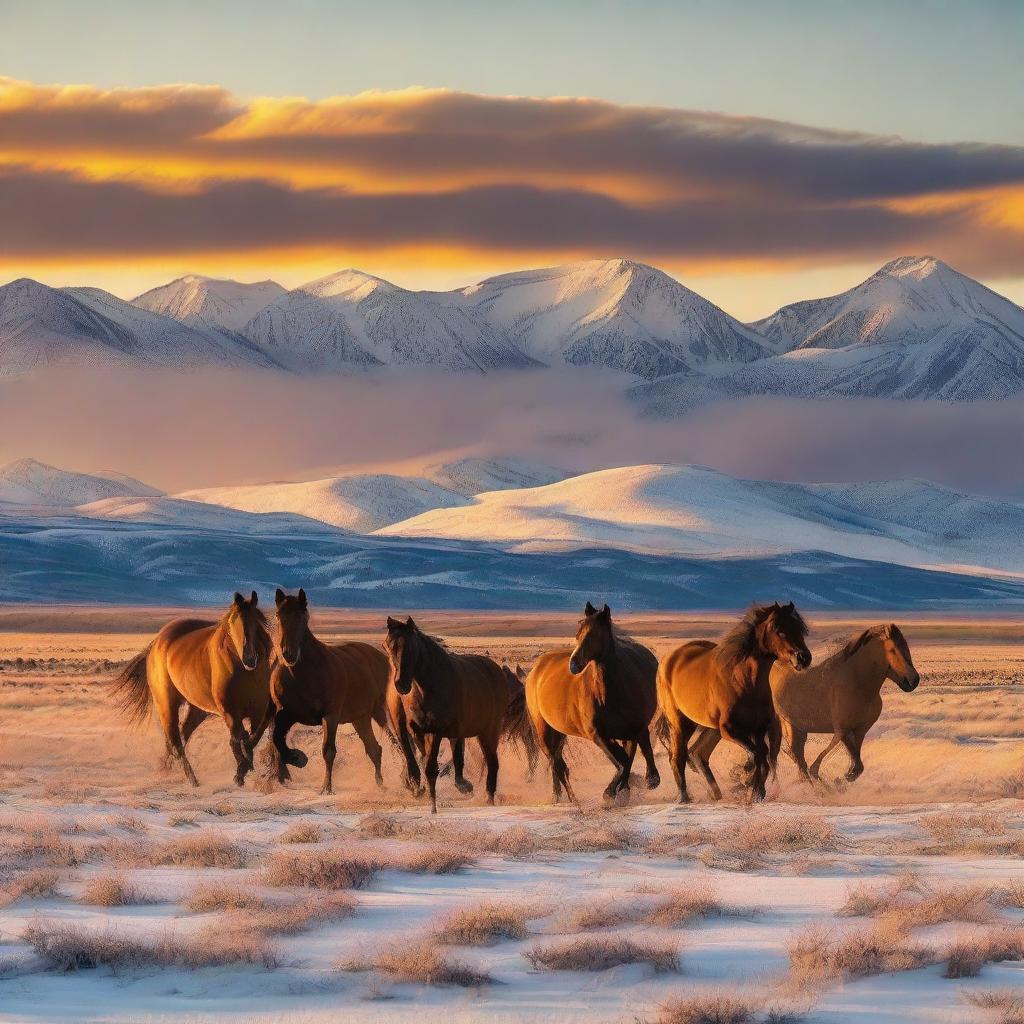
[263,588,391,794]
[525,602,660,804]
[657,602,811,803]
[110,592,273,786]
[384,616,510,813]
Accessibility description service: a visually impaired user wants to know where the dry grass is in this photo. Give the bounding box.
[23,921,278,972]
[916,811,1024,857]
[79,875,149,907]
[263,850,377,890]
[356,814,537,858]
[525,936,680,973]
[964,989,1024,1024]
[641,886,724,927]
[238,892,357,936]
[184,883,267,913]
[1,827,81,870]
[697,814,841,872]
[0,868,60,906]
[653,990,807,1024]
[554,888,724,932]
[944,926,1024,978]
[994,880,1024,910]
[434,901,535,945]
[840,875,995,928]
[788,921,935,984]
[388,846,473,875]
[340,939,492,987]
[280,822,323,844]
[115,831,246,869]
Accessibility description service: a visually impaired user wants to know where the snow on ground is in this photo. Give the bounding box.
[1,613,1023,1022]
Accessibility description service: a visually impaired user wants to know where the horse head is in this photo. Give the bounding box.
[274,587,309,668]
[569,601,615,675]
[384,615,421,695]
[226,590,270,671]
[756,601,811,670]
[880,623,920,692]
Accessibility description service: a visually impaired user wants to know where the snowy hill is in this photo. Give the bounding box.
[176,472,472,532]
[448,259,771,378]
[378,464,1024,575]
[0,458,161,506]
[242,269,536,372]
[133,276,285,332]
[423,456,572,495]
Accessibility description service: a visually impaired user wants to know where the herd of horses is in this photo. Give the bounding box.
[110,591,921,811]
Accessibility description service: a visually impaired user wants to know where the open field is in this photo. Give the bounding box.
[1,608,1024,1023]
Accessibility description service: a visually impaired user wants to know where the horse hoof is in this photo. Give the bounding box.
[677,792,692,805]
[375,773,384,788]
[234,774,246,788]
[319,786,333,796]
[646,773,661,791]
[454,778,474,795]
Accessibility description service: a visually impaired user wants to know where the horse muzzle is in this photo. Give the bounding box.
[392,675,413,695]
[241,647,260,671]
[281,649,301,668]
[791,650,812,670]
[898,673,921,692]
[568,657,584,675]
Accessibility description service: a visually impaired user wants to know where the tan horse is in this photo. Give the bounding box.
[526,602,660,804]
[384,616,510,813]
[657,602,811,803]
[771,623,920,784]
[110,591,273,786]
[263,588,391,794]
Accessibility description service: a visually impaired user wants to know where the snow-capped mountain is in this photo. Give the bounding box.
[176,472,472,532]
[423,456,572,495]
[242,269,536,372]
[0,457,161,506]
[448,259,771,378]
[377,463,1024,575]
[0,278,278,375]
[133,276,285,332]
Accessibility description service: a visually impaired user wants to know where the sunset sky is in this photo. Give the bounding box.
[1,0,1022,319]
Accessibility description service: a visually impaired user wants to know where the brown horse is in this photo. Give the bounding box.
[110,591,273,786]
[263,588,391,794]
[770,623,920,784]
[384,616,510,813]
[525,602,660,804]
[502,663,539,781]
[657,602,811,803]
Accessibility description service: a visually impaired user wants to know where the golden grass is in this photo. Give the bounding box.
[237,892,357,936]
[840,875,996,928]
[525,936,680,972]
[653,990,808,1024]
[340,939,492,987]
[183,883,266,913]
[944,926,1024,978]
[434,902,536,945]
[0,868,60,906]
[79,875,149,907]
[964,989,1024,1024]
[788,921,935,984]
[280,822,323,844]
[263,850,377,890]
[118,831,247,869]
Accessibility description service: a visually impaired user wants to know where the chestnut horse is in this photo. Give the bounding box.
[770,623,920,785]
[525,602,660,804]
[264,588,391,794]
[384,616,510,813]
[657,602,810,803]
[110,591,273,786]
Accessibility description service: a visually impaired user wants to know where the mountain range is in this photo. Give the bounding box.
[3,456,1024,608]
[4,256,1022,404]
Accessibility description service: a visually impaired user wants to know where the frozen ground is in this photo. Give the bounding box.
[1,610,1024,1023]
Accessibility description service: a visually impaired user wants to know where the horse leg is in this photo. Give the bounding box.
[638,728,661,790]
[668,712,697,803]
[272,708,304,784]
[352,715,384,787]
[222,710,252,787]
[689,727,723,801]
[719,722,766,801]
[593,732,630,802]
[395,712,424,797]
[784,721,813,782]
[424,733,444,814]
[320,717,340,795]
[842,727,868,783]
[181,704,210,748]
[246,699,275,761]
[451,738,474,794]
[618,739,639,795]
[479,731,500,806]
[152,680,199,787]
[540,725,571,804]
[809,733,843,781]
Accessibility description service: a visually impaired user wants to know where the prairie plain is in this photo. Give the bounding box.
[1,607,1024,1023]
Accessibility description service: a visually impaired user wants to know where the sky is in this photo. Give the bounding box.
[1,0,1022,318]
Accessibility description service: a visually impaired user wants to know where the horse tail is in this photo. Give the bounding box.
[650,708,672,753]
[501,668,539,769]
[373,700,402,750]
[109,644,154,727]
[767,714,782,782]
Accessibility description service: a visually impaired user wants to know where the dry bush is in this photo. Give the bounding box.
[263,850,376,890]
[557,897,640,932]
[184,883,267,914]
[167,813,199,827]
[1,827,80,870]
[23,921,277,972]
[994,880,1024,910]
[239,892,357,936]
[341,939,491,987]
[697,815,840,872]
[0,868,60,906]
[80,875,149,907]
[357,814,398,838]
[390,847,473,875]
[841,876,995,928]
[127,831,246,869]
[917,811,1024,856]
[555,887,723,931]
[280,822,323,844]
[525,936,680,973]
[355,814,537,859]
[964,989,1024,1024]
[944,927,1024,979]
[434,902,534,945]
[655,991,767,1024]
[641,886,724,927]
[838,874,923,917]
[788,921,935,985]
[550,820,643,854]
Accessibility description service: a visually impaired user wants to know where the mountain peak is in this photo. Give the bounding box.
[876,255,950,281]
[301,268,395,300]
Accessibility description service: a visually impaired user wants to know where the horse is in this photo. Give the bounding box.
[383,615,510,813]
[502,663,539,781]
[770,622,920,785]
[525,602,661,804]
[656,602,811,803]
[263,588,391,794]
[109,591,273,787]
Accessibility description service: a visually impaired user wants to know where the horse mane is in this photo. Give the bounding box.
[824,624,886,666]
[715,603,808,671]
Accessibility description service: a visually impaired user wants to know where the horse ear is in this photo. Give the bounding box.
[298,588,307,608]
[250,590,258,606]
[785,601,795,612]
[406,615,416,629]
[516,664,526,679]
[233,592,245,607]
[386,616,401,630]
[600,603,611,618]
[275,587,286,606]
[584,601,597,616]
